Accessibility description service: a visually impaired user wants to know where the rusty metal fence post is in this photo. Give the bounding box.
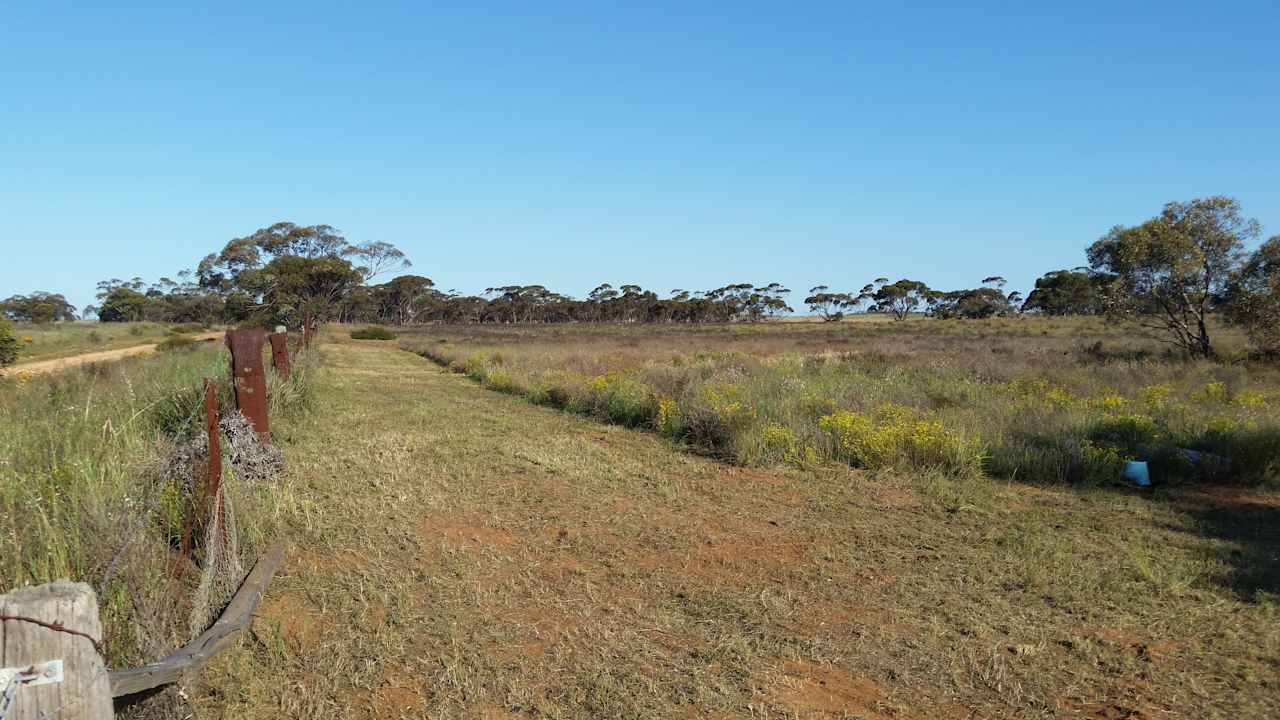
[202,378,223,502]
[225,330,269,438]
[268,333,291,378]
[174,379,223,579]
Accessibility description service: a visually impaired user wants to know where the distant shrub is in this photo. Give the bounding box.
[169,322,207,334]
[535,384,573,409]
[155,334,197,352]
[0,319,17,366]
[462,353,490,380]
[584,370,655,427]
[483,367,520,393]
[350,326,396,340]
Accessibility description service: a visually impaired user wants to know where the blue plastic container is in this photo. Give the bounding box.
[1122,460,1150,487]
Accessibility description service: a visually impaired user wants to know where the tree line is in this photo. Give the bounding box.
[3,196,1278,360]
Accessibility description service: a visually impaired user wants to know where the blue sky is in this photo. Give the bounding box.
[2,1,1277,312]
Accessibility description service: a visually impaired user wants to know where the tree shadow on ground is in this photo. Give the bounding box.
[1171,487,1280,602]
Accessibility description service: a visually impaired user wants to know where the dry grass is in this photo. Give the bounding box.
[8,321,189,362]
[0,339,314,692]
[401,318,1280,486]
[194,333,1279,719]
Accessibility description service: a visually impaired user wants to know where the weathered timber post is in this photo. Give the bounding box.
[268,333,291,378]
[301,313,314,349]
[0,582,114,719]
[225,329,269,438]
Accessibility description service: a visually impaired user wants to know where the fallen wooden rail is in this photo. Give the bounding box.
[108,543,285,698]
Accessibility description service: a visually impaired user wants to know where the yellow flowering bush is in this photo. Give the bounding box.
[483,367,519,393]
[761,423,797,458]
[1087,392,1129,411]
[697,382,741,409]
[998,378,1078,411]
[1140,384,1174,407]
[1194,382,1229,404]
[462,352,490,380]
[818,403,982,475]
[1236,390,1268,408]
[655,396,680,436]
[1205,415,1257,434]
[585,370,653,426]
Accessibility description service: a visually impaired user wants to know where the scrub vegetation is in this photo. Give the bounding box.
[403,317,1279,488]
[0,341,315,673]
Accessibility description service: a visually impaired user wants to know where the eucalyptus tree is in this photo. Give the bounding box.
[1223,235,1280,357]
[804,286,857,321]
[866,279,931,320]
[1087,196,1257,357]
[1021,269,1108,315]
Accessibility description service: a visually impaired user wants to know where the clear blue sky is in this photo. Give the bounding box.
[3,1,1277,312]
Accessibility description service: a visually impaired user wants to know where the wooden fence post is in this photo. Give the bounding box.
[268,333,291,378]
[225,330,269,439]
[0,582,114,719]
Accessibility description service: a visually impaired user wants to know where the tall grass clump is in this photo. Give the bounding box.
[0,344,317,668]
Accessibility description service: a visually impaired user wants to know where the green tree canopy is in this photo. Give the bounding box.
[864,279,930,320]
[198,222,404,324]
[1223,235,1280,357]
[1087,196,1258,357]
[1,292,78,323]
[804,286,858,321]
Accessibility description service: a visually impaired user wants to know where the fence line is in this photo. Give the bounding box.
[0,326,312,718]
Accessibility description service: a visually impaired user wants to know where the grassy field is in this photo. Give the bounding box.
[8,321,206,363]
[192,330,1278,719]
[401,318,1279,487]
[0,338,311,681]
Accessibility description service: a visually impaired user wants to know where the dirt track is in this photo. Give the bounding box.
[1,332,223,377]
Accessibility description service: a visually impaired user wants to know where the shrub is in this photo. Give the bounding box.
[462,353,490,380]
[584,370,655,427]
[483,367,520,393]
[170,322,207,334]
[819,404,983,475]
[539,384,573,409]
[761,423,798,461]
[655,396,681,436]
[156,334,198,352]
[350,326,397,340]
[0,318,16,366]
